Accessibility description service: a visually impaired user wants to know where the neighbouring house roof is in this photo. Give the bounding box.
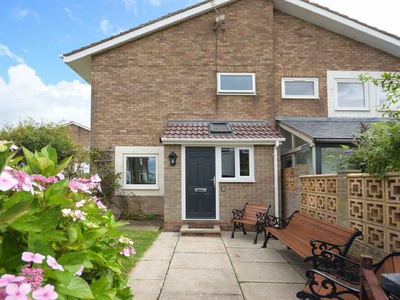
[62,0,400,83]
[277,117,381,143]
[65,121,90,131]
[161,121,285,145]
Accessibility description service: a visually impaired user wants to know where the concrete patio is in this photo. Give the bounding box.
[127,231,311,299]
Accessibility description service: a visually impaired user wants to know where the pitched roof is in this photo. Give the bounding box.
[161,121,284,144]
[62,0,400,83]
[277,117,381,142]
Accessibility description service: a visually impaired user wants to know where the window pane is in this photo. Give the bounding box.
[280,128,293,153]
[321,147,347,174]
[221,148,235,178]
[285,81,314,96]
[220,75,253,91]
[294,135,307,148]
[239,149,250,176]
[337,82,365,108]
[126,157,157,185]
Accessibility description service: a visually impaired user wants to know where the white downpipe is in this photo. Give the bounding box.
[274,141,280,217]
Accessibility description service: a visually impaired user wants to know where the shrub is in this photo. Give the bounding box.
[0,142,134,299]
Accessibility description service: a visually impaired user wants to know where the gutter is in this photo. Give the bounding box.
[274,141,280,217]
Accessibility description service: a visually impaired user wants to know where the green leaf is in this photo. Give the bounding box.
[11,221,42,232]
[22,147,38,174]
[28,232,54,256]
[0,201,30,224]
[38,206,61,231]
[87,251,107,265]
[47,195,73,207]
[66,227,78,243]
[56,276,94,299]
[41,230,68,242]
[0,142,16,173]
[45,179,68,202]
[3,191,34,209]
[42,144,58,165]
[32,157,55,176]
[53,156,72,175]
[58,252,87,267]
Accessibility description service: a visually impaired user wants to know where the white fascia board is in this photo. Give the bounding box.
[161,138,286,145]
[274,0,400,58]
[63,0,234,64]
[278,123,314,144]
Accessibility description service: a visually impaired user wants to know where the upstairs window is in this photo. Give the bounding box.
[217,73,256,95]
[336,79,368,110]
[281,78,319,99]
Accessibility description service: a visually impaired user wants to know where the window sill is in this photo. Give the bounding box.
[219,178,255,183]
[217,93,257,96]
[282,96,320,100]
[335,108,370,111]
[122,185,160,190]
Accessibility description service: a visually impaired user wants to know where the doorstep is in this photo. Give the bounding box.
[180,224,221,236]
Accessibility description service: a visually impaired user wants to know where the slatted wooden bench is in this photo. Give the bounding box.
[296,252,400,299]
[231,203,271,244]
[262,211,362,267]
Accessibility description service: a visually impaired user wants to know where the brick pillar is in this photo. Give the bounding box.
[282,164,308,218]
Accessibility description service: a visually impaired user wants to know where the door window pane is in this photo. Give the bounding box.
[221,148,235,178]
[239,149,250,176]
[337,82,365,108]
[126,156,157,185]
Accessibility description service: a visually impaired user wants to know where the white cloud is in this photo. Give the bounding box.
[63,7,81,23]
[11,7,40,22]
[0,64,91,128]
[0,44,25,64]
[99,18,125,36]
[122,0,138,15]
[147,0,164,6]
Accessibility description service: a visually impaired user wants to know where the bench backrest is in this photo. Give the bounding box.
[286,212,357,246]
[243,203,270,221]
[374,252,400,280]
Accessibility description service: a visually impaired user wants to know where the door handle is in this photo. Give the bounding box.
[210,176,216,187]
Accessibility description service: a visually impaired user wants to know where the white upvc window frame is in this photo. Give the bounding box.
[281,77,319,99]
[217,73,256,95]
[123,154,159,189]
[334,78,369,111]
[217,146,254,182]
[115,146,164,196]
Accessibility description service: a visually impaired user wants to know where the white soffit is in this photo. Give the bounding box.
[273,0,400,58]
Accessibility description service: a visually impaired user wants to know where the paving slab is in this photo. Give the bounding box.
[140,246,175,261]
[232,261,306,283]
[175,241,226,253]
[157,232,180,239]
[160,293,244,300]
[151,238,178,248]
[127,279,163,300]
[266,238,288,250]
[179,236,222,243]
[277,249,309,265]
[129,260,170,280]
[220,231,264,248]
[170,253,232,269]
[227,247,287,263]
[241,282,305,300]
[161,268,242,295]
[292,264,311,280]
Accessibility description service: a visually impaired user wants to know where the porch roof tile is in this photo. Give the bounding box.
[161,121,284,140]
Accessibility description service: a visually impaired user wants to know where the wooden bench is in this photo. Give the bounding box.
[296,252,400,300]
[262,211,362,267]
[231,203,271,244]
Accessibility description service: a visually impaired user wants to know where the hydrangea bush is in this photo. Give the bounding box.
[0,142,134,299]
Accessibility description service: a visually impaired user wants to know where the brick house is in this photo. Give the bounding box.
[62,0,400,230]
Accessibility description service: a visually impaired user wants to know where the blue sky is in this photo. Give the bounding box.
[0,0,399,128]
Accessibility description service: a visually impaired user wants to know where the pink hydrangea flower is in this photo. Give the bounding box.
[46,256,64,271]
[90,174,101,183]
[32,284,58,300]
[75,266,84,276]
[0,275,25,287]
[5,283,31,300]
[75,200,85,208]
[21,252,45,264]
[6,169,34,194]
[73,210,87,221]
[9,145,18,152]
[120,246,136,257]
[20,265,43,291]
[56,173,65,180]
[0,171,18,192]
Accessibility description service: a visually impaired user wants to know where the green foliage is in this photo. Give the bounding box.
[360,72,400,119]
[0,141,134,299]
[0,119,78,161]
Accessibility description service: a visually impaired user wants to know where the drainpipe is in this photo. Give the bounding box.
[274,141,280,217]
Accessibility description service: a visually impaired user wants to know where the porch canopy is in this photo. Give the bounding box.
[160,121,284,145]
[277,117,381,144]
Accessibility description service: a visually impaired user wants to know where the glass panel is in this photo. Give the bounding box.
[378,86,387,106]
[285,81,314,96]
[337,82,365,108]
[221,148,235,178]
[220,75,253,91]
[239,149,250,176]
[295,150,312,174]
[294,135,307,148]
[281,156,293,169]
[125,156,157,185]
[320,147,347,174]
[280,128,292,153]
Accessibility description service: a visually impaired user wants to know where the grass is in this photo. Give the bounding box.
[120,228,161,272]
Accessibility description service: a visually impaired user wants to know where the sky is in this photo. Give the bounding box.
[0,0,399,128]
